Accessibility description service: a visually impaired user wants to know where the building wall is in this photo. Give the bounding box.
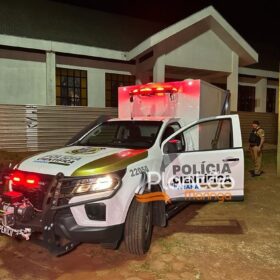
[238,67,279,113]
[233,111,278,144]
[0,56,133,107]
[0,58,46,105]
[0,56,278,114]
[57,64,132,107]
[163,30,238,110]
[238,81,279,114]
[165,30,232,73]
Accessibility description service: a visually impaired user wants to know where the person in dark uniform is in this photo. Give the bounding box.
[248,120,265,177]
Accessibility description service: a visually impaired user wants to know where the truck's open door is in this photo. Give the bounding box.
[161,115,244,203]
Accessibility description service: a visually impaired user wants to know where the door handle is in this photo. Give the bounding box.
[223,158,239,162]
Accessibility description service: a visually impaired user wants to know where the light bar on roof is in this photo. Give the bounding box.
[129,83,178,96]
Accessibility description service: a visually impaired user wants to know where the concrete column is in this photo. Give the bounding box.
[46,52,56,105]
[87,69,105,107]
[135,72,150,84]
[227,52,239,111]
[277,68,280,176]
[255,78,267,112]
[153,55,165,82]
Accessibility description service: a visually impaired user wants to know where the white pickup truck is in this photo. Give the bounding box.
[0,80,244,256]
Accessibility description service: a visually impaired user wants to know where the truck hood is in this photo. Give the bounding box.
[18,146,148,177]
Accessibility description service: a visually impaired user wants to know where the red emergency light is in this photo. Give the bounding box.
[10,171,39,188]
[130,84,178,97]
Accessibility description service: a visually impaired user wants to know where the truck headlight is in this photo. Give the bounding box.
[72,175,120,194]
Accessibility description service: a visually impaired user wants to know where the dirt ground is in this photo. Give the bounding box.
[0,150,279,280]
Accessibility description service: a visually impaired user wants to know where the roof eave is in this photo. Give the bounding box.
[127,6,258,66]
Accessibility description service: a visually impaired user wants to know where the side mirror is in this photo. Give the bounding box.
[163,139,183,154]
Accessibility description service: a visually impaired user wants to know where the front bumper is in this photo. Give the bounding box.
[0,171,125,255]
[55,213,124,243]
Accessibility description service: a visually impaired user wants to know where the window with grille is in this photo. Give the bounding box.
[56,68,87,106]
[238,85,255,112]
[266,88,276,113]
[105,73,135,107]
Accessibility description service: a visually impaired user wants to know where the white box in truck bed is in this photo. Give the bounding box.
[118,79,229,125]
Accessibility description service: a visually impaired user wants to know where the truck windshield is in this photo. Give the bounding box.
[78,121,162,149]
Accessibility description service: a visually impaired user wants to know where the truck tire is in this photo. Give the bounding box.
[124,198,153,255]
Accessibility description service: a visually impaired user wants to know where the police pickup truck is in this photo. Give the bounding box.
[0,80,244,255]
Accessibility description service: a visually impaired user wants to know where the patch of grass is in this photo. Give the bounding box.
[244,150,276,173]
[156,236,188,256]
[157,238,174,254]
[129,261,151,273]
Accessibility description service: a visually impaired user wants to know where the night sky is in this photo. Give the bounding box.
[53,0,279,48]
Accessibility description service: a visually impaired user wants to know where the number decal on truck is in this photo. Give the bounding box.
[129,166,149,177]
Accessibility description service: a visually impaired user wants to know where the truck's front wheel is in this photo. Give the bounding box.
[124,198,153,255]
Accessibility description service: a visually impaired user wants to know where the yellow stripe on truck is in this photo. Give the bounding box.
[71,149,148,176]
